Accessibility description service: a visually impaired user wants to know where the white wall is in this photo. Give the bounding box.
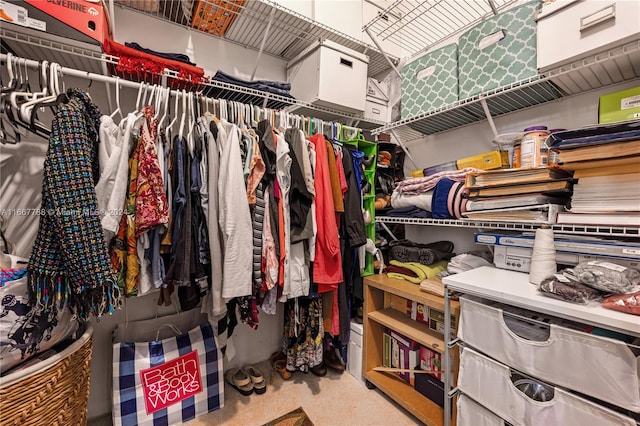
[113,7,289,82]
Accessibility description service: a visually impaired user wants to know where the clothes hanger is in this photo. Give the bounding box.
[186,91,195,156]
[110,76,123,121]
[178,90,187,141]
[158,86,170,131]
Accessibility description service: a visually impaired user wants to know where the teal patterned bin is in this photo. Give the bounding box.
[458,1,540,100]
[401,43,458,119]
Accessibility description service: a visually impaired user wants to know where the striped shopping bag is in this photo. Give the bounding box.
[112,313,223,426]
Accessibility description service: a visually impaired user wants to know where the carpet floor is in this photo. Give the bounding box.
[186,359,421,426]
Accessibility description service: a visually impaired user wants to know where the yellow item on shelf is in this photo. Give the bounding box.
[456,150,509,170]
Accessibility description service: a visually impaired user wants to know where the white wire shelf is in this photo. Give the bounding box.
[372,39,640,140]
[115,0,398,77]
[1,24,386,128]
[363,0,515,58]
[376,216,640,238]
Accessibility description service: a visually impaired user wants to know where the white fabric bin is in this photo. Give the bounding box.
[458,347,637,426]
[458,296,640,412]
[457,394,504,426]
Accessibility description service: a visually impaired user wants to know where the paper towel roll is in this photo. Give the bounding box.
[529,227,556,285]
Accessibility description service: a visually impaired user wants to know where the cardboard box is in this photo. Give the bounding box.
[414,371,445,408]
[599,87,640,124]
[456,150,509,171]
[191,0,245,36]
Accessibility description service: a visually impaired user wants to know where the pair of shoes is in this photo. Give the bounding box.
[225,368,253,396]
[271,351,292,380]
[225,366,267,396]
[355,306,363,324]
[310,362,327,377]
[324,347,345,373]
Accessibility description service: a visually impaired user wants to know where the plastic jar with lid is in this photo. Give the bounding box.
[547,129,566,166]
[520,126,550,168]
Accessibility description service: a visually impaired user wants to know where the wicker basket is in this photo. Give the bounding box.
[0,324,93,426]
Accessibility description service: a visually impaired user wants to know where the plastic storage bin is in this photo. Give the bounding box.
[458,1,539,100]
[287,39,369,112]
[458,296,640,412]
[537,0,640,72]
[401,43,458,118]
[458,347,637,426]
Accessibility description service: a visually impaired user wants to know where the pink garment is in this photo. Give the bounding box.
[395,167,478,196]
[135,107,169,237]
[309,134,342,290]
[336,150,348,195]
[246,141,266,205]
[262,187,278,290]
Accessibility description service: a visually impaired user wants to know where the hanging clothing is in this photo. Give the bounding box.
[309,134,343,290]
[275,133,292,300]
[284,297,324,373]
[218,120,253,299]
[96,113,136,242]
[325,141,344,213]
[200,113,226,317]
[28,89,120,320]
[342,148,367,249]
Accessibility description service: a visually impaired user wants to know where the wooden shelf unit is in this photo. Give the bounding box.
[363,274,460,426]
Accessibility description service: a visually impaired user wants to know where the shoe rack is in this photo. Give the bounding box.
[362,273,460,425]
[345,134,377,277]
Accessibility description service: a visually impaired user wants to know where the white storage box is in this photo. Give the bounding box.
[459,296,640,412]
[287,40,369,112]
[347,320,364,384]
[537,0,640,71]
[458,347,637,426]
[365,77,390,121]
[457,395,504,426]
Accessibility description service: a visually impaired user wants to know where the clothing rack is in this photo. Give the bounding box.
[0,53,365,140]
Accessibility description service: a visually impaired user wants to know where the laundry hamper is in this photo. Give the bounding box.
[0,324,93,426]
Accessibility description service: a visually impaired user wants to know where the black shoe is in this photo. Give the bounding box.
[310,362,327,377]
[389,245,455,265]
[389,239,454,253]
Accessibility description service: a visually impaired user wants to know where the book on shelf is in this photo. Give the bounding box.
[576,172,640,185]
[555,211,640,226]
[462,204,565,223]
[555,155,640,171]
[573,164,640,178]
[553,140,640,163]
[465,167,572,189]
[547,120,640,149]
[466,180,572,198]
[466,194,568,212]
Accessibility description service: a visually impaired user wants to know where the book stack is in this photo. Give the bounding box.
[462,167,573,222]
[549,122,640,226]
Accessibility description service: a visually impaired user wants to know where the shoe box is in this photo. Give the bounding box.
[347,319,365,384]
[1,1,111,47]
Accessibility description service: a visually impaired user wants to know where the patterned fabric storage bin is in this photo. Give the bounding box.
[401,43,458,119]
[458,296,640,412]
[458,1,539,100]
[458,347,637,426]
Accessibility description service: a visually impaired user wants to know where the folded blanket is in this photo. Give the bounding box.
[385,264,419,277]
[212,70,294,98]
[387,206,430,218]
[387,260,449,283]
[395,168,477,196]
[391,190,433,211]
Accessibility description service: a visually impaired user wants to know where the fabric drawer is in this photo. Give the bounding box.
[537,0,640,72]
[458,1,539,100]
[400,43,458,119]
[457,394,505,426]
[459,296,640,412]
[458,347,637,426]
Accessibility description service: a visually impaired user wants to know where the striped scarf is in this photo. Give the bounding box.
[28,89,120,320]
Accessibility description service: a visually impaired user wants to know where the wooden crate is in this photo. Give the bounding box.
[191,0,246,36]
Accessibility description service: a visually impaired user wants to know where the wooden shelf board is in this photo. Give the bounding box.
[368,308,445,353]
[365,274,460,316]
[364,370,445,426]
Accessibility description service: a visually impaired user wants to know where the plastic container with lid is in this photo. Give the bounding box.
[492,132,523,168]
[520,126,549,168]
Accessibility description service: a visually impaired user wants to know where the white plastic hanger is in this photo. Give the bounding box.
[158,86,170,130]
[186,91,195,155]
[110,76,123,121]
[178,90,187,141]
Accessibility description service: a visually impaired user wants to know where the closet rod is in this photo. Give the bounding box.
[1,53,366,134]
